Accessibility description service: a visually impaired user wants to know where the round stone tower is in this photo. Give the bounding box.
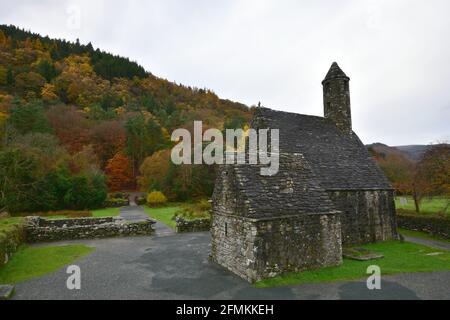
[322,62,352,134]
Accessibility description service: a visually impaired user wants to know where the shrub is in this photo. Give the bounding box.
[103,198,129,208]
[109,192,128,200]
[174,204,211,221]
[146,191,167,207]
[397,211,450,239]
[197,199,211,211]
[135,196,146,206]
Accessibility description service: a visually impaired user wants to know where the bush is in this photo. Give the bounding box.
[103,198,129,208]
[397,211,450,240]
[197,199,211,211]
[0,218,25,266]
[109,192,128,200]
[135,196,146,206]
[172,204,211,220]
[146,191,167,207]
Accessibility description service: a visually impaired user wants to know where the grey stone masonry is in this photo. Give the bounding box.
[24,216,156,242]
[175,216,210,233]
[210,62,397,282]
[322,62,352,134]
[210,213,342,283]
[328,190,398,244]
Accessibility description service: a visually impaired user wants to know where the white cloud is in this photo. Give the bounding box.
[1,0,449,145]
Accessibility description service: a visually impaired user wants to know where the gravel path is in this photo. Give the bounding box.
[119,205,149,221]
[403,236,450,251]
[12,231,450,300]
[120,205,175,237]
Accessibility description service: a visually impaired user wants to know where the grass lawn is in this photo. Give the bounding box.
[395,196,449,215]
[255,240,450,288]
[38,207,121,220]
[398,227,450,243]
[0,217,24,233]
[91,207,121,218]
[0,244,95,284]
[142,205,181,229]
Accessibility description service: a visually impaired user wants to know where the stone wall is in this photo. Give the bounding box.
[24,216,156,242]
[175,217,210,233]
[210,212,342,283]
[327,189,398,244]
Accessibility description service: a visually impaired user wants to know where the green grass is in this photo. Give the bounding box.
[41,207,121,220]
[91,207,120,218]
[0,217,24,234]
[395,197,449,215]
[0,244,95,284]
[255,241,450,288]
[398,227,450,243]
[142,205,181,229]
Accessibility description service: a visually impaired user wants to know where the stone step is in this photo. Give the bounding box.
[0,285,15,300]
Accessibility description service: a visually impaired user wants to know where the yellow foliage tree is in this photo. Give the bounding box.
[41,83,59,103]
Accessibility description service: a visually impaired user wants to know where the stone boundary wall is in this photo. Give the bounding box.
[175,216,210,233]
[0,223,25,267]
[24,216,156,242]
[397,214,450,240]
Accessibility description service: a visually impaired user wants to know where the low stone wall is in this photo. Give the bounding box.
[24,216,156,242]
[0,223,25,267]
[397,213,450,240]
[175,216,210,233]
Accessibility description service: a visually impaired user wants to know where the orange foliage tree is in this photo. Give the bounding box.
[46,105,91,153]
[105,153,133,191]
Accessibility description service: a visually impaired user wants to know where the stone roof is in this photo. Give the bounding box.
[251,107,392,190]
[322,62,349,83]
[216,153,339,218]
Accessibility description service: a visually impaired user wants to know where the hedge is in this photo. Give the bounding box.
[397,212,450,240]
[103,198,129,208]
[0,219,25,267]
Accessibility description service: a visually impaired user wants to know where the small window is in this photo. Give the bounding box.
[225,223,228,236]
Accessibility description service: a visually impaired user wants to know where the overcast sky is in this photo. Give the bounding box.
[2,0,449,145]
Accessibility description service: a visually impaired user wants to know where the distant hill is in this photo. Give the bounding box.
[394,145,431,161]
[367,143,449,162]
[0,24,252,205]
[0,24,251,129]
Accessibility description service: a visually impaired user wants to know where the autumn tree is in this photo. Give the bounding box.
[89,120,126,168]
[414,143,450,212]
[125,113,168,176]
[105,152,133,191]
[46,104,91,153]
[14,71,47,94]
[8,99,51,136]
[138,149,171,192]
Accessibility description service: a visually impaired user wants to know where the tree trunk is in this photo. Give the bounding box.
[412,190,420,213]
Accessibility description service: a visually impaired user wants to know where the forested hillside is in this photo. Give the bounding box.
[0,25,251,213]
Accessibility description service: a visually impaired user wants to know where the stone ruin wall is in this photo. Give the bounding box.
[175,216,210,233]
[24,216,156,242]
